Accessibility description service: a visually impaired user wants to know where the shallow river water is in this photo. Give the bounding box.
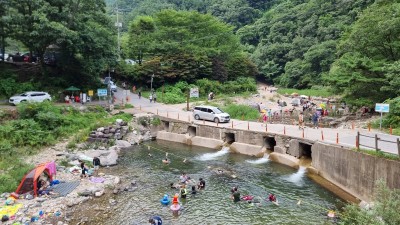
[74,140,345,225]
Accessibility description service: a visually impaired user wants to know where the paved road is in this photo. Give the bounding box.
[114,88,400,155]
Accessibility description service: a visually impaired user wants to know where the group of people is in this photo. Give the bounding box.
[230,186,277,204]
[170,173,206,199]
[78,157,101,178]
[149,92,157,103]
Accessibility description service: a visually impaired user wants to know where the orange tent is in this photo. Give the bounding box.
[15,163,53,197]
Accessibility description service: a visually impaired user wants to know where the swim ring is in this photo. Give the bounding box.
[170,204,181,211]
[160,194,170,205]
[241,195,254,201]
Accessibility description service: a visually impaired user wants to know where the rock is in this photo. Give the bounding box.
[97,127,105,132]
[36,198,46,203]
[57,221,64,225]
[113,189,119,194]
[110,128,116,133]
[78,191,93,197]
[114,176,121,184]
[131,180,137,186]
[95,191,104,197]
[116,140,131,148]
[99,146,106,150]
[99,149,118,166]
[99,173,105,176]
[109,199,117,206]
[103,129,110,134]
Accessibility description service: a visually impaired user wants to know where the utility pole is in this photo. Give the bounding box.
[115,0,121,61]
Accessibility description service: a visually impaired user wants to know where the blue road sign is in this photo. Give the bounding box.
[97,89,108,97]
[375,103,389,113]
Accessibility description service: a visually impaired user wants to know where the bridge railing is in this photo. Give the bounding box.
[356,131,400,156]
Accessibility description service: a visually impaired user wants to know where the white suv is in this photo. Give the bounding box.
[193,105,230,123]
[9,91,52,105]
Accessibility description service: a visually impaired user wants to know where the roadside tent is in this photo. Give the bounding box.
[15,162,55,197]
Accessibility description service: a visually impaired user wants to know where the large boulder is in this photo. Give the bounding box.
[99,149,118,166]
[116,140,131,148]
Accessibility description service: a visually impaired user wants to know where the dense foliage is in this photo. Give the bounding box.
[143,77,257,104]
[340,181,400,225]
[0,0,116,85]
[108,0,400,106]
[118,9,257,86]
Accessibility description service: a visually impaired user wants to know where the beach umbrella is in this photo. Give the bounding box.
[65,86,80,91]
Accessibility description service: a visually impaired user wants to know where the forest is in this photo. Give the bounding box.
[106,0,399,106]
[0,0,399,106]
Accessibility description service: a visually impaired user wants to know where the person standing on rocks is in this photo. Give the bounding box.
[298,112,304,129]
[93,157,101,176]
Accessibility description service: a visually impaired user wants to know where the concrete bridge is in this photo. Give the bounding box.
[115,88,400,155]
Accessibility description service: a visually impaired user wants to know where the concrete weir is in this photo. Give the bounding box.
[155,117,400,203]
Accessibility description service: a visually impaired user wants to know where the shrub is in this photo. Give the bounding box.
[151,117,161,126]
[222,104,260,121]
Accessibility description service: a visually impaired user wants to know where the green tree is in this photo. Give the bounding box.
[328,0,400,105]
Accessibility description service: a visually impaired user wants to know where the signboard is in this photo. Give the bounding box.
[190,87,199,98]
[97,89,108,97]
[375,103,389,113]
[88,90,94,96]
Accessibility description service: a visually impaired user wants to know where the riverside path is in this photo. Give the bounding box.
[114,87,400,155]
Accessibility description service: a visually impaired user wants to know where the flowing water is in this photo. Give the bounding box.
[73,141,345,225]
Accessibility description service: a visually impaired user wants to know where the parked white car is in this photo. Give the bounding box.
[193,105,230,123]
[109,81,117,92]
[9,91,52,105]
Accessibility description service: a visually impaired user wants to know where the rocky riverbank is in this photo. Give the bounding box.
[0,113,160,225]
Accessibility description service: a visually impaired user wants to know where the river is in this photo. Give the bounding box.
[71,140,344,225]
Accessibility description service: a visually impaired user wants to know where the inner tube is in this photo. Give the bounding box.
[241,195,254,201]
[170,204,181,211]
[161,194,170,205]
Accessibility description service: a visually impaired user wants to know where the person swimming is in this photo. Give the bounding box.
[172,193,179,205]
[231,187,240,203]
[268,193,276,202]
[170,183,179,189]
[149,216,162,225]
[162,158,170,164]
[191,186,197,195]
[197,178,205,190]
[180,185,188,199]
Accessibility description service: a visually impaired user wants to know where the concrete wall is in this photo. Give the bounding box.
[191,136,224,149]
[312,142,400,202]
[230,142,266,157]
[157,131,188,144]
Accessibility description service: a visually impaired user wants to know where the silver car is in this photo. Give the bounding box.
[193,105,230,123]
[9,91,52,105]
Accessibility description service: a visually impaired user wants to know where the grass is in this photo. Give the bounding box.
[277,88,334,98]
[353,148,399,161]
[222,104,260,121]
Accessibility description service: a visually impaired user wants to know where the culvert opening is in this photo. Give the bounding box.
[299,142,312,159]
[162,121,170,131]
[264,136,276,151]
[188,126,196,136]
[225,133,235,144]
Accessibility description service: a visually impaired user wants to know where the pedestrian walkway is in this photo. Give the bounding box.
[114,87,399,155]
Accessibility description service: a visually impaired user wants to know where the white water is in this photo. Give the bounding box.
[196,146,230,161]
[284,166,307,186]
[246,154,270,164]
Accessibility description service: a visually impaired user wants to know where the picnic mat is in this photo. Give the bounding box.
[51,181,80,197]
[0,204,23,217]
